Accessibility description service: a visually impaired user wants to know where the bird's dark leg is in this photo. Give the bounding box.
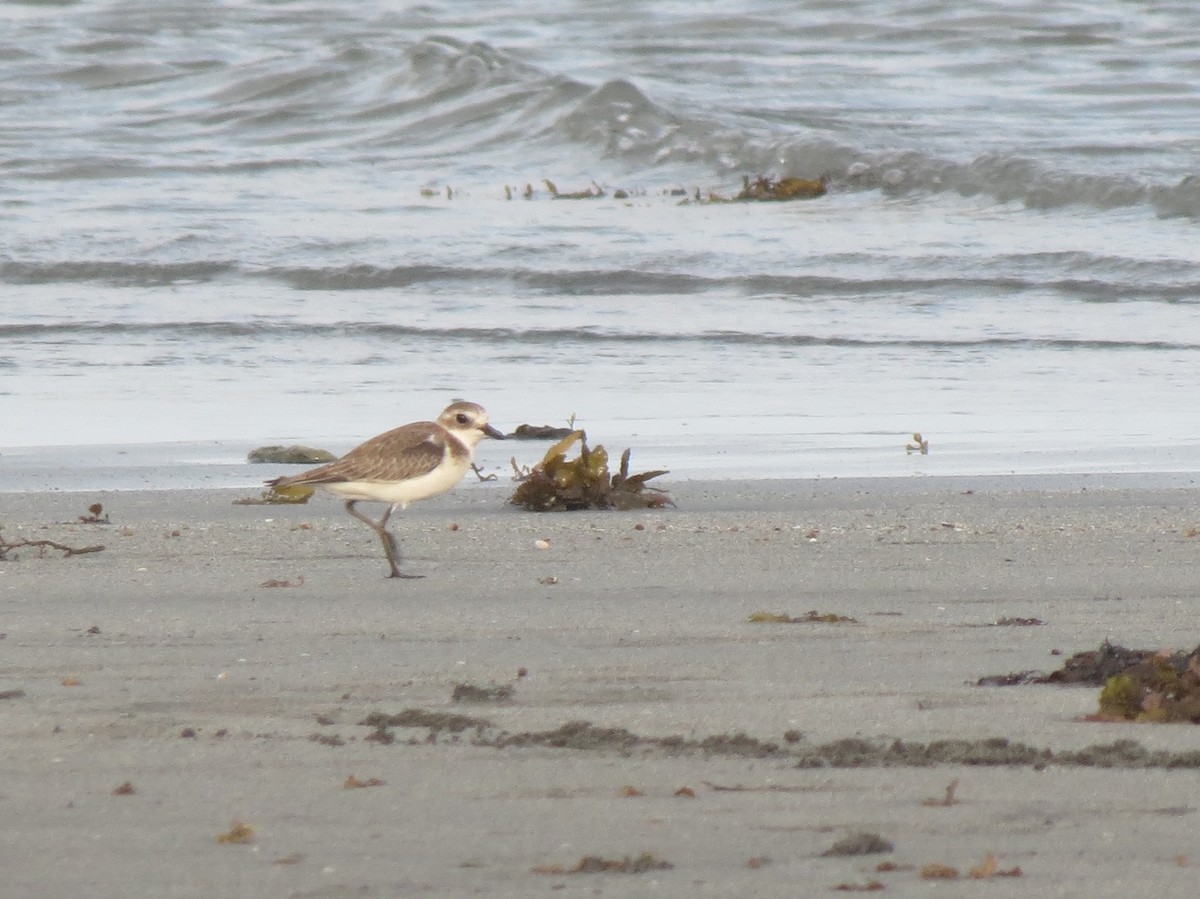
[345,501,422,579]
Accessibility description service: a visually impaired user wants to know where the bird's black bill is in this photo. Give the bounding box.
[483,423,506,440]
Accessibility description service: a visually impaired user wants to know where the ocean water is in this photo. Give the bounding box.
[3,0,1200,488]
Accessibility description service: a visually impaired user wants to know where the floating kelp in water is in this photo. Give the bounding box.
[735,174,827,201]
[544,179,605,199]
[905,432,929,455]
[510,430,670,511]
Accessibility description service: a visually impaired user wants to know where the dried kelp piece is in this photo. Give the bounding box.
[451,682,515,703]
[920,863,958,880]
[543,179,606,199]
[532,853,672,875]
[822,832,894,856]
[215,822,255,844]
[748,610,859,624]
[510,430,670,511]
[1043,640,1168,686]
[351,707,1200,767]
[0,529,104,559]
[360,708,494,734]
[833,879,885,892]
[344,775,385,789]
[922,778,959,807]
[78,503,110,524]
[978,640,1160,687]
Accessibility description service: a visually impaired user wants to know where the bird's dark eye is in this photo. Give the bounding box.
[455,413,469,425]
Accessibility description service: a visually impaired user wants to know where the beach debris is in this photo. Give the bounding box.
[700,781,814,793]
[78,503,109,524]
[112,781,136,796]
[735,174,827,201]
[451,682,515,703]
[1089,646,1200,723]
[260,575,304,588]
[978,639,1155,687]
[360,709,494,743]
[617,785,643,797]
[246,445,336,465]
[61,676,82,687]
[343,775,385,789]
[531,853,673,875]
[215,821,255,845]
[233,483,315,505]
[905,432,929,454]
[919,862,958,880]
[992,616,1044,626]
[748,610,859,624]
[676,175,828,205]
[509,430,670,511]
[833,880,885,892]
[349,706,1200,767]
[543,179,605,199]
[0,689,26,700]
[745,856,770,869]
[469,462,496,482]
[922,778,959,807]
[674,786,696,798]
[0,529,105,560]
[822,832,895,857]
[968,853,998,879]
[912,854,1020,880]
[310,733,346,747]
[273,854,305,866]
[508,423,575,440]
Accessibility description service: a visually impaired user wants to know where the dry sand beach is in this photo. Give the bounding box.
[3,476,1200,897]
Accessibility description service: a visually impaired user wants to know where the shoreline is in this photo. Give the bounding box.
[3,478,1200,896]
[4,436,1200,494]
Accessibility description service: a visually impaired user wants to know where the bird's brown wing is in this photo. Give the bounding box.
[266,421,447,487]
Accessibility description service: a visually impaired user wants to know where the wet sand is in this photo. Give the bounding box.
[2,476,1200,897]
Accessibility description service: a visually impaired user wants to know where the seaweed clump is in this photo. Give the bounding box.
[981,640,1200,724]
[735,174,826,201]
[510,430,670,512]
[1092,647,1200,723]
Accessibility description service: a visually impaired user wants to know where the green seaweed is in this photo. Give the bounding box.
[1091,649,1200,723]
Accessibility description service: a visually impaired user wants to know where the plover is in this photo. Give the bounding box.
[265,401,504,579]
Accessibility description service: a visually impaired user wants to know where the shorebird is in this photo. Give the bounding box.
[265,401,504,579]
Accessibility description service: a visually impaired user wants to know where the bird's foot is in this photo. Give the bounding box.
[386,569,424,580]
